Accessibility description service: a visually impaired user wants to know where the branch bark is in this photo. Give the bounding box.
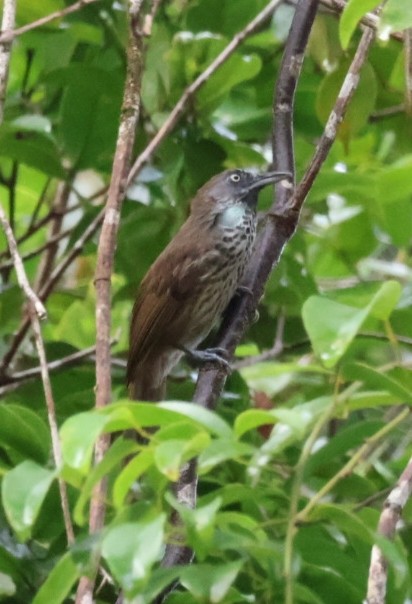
[74,1,144,601]
[0,0,16,124]
[366,453,412,604]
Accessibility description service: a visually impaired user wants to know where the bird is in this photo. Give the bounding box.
[126,168,289,401]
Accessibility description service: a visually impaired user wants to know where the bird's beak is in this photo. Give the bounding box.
[246,170,292,191]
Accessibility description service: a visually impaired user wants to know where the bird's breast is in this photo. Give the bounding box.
[183,210,256,346]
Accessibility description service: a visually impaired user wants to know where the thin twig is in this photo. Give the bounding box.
[74,0,144,601]
[0,202,74,544]
[29,310,75,544]
[0,201,81,258]
[296,408,409,523]
[404,29,412,115]
[295,26,376,205]
[143,0,163,37]
[0,226,73,271]
[127,0,284,186]
[2,344,99,384]
[0,0,101,44]
[34,181,72,291]
[0,0,16,124]
[0,204,46,319]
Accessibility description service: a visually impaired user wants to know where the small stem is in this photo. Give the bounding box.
[296,407,410,523]
[0,0,101,44]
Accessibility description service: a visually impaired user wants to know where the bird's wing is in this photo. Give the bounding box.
[127,244,219,383]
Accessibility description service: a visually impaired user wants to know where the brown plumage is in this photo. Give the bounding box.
[127,168,288,401]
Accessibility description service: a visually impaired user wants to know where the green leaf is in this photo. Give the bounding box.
[249,397,332,478]
[112,450,155,509]
[309,504,375,543]
[306,420,384,473]
[198,53,262,113]
[343,363,412,401]
[380,0,412,36]
[74,438,139,525]
[0,572,15,597]
[60,412,109,474]
[154,432,210,480]
[302,282,401,367]
[198,439,255,474]
[0,405,50,464]
[175,496,222,560]
[32,553,79,604]
[158,402,232,438]
[180,560,243,602]
[102,516,165,594]
[0,126,65,178]
[2,461,56,541]
[339,0,380,49]
[377,157,412,203]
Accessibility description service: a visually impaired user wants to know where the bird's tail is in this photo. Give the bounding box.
[127,358,167,402]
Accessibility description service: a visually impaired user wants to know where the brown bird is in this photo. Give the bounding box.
[127,168,288,401]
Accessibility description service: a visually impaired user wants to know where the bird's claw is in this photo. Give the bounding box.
[182,346,231,372]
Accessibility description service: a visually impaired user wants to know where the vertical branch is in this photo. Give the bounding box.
[0,0,16,124]
[404,29,412,115]
[0,202,74,544]
[75,2,144,602]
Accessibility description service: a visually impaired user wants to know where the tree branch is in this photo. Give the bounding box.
[158,0,320,581]
[0,0,101,44]
[74,0,145,600]
[295,26,375,204]
[34,181,72,291]
[0,202,74,545]
[0,0,16,124]
[404,29,412,115]
[366,454,412,604]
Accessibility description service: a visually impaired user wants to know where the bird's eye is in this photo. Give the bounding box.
[230,173,241,183]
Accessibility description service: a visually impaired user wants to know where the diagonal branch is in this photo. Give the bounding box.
[0,0,101,44]
[0,202,74,545]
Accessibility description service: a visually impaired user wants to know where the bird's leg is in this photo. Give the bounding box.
[179,345,231,372]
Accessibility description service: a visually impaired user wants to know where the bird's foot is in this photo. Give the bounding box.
[181,346,231,372]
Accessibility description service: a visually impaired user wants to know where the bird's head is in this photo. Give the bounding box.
[190,168,291,221]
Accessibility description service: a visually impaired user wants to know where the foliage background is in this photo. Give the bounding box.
[0,0,412,602]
